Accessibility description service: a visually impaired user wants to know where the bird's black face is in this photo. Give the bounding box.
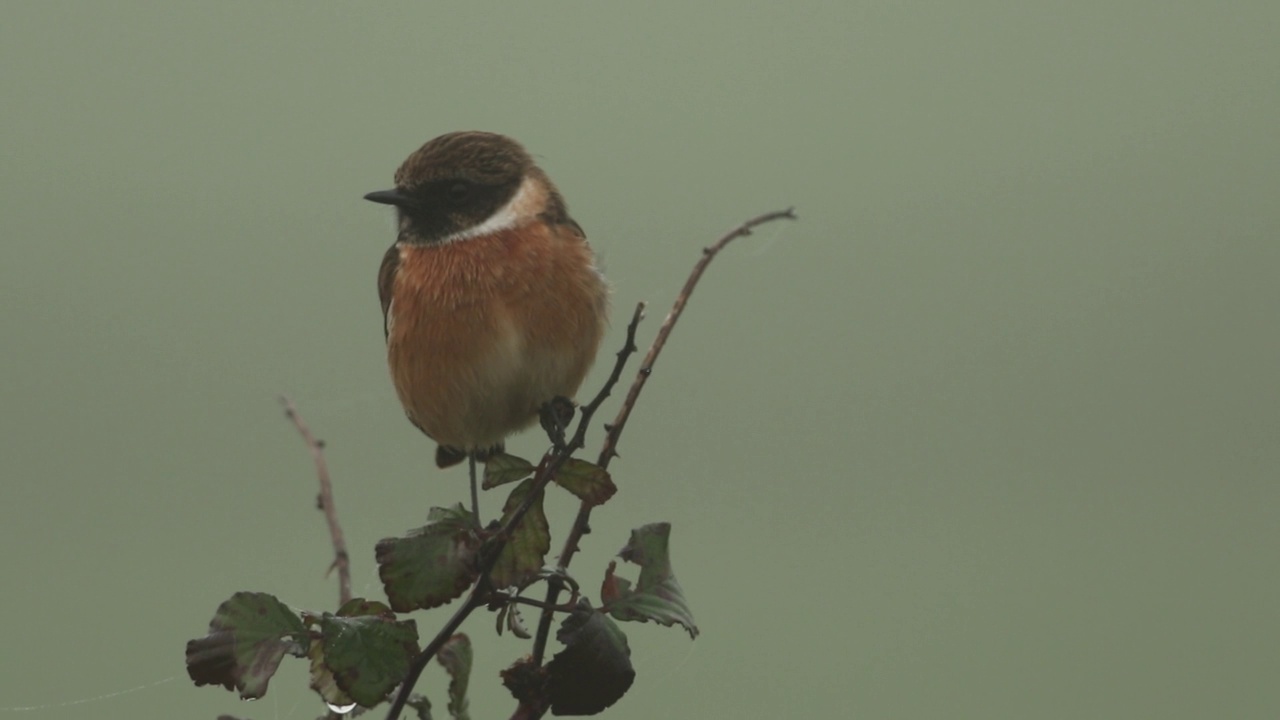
[364,176,521,245]
[366,131,532,245]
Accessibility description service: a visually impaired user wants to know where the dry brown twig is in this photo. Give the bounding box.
[280,395,353,607]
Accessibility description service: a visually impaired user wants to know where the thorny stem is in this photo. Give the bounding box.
[600,207,796,466]
[528,208,797,669]
[386,588,485,718]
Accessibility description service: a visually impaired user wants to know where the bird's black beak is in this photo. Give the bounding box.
[364,188,410,207]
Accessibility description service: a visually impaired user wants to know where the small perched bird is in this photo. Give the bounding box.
[365,131,609,489]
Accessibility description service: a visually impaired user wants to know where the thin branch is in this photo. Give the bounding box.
[385,588,485,719]
[575,301,647,440]
[280,396,352,607]
[529,207,797,667]
[599,207,796,466]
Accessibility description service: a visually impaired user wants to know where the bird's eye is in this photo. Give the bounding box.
[447,182,470,203]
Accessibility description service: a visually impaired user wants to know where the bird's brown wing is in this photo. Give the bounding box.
[561,217,586,241]
[377,243,399,340]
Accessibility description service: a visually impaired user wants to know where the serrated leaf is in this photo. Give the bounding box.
[552,458,617,507]
[436,634,472,720]
[603,523,699,638]
[308,600,403,708]
[376,504,481,612]
[317,604,420,707]
[489,479,550,589]
[547,604,635,715]
[185,591,309,699]
[483,453,535,489]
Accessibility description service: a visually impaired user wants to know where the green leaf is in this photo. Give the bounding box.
[308,596,407,709]
[483,453,535,489]
[376,504,481,612]
[489,479,550,589]
[185,591,309,699]
[546,604,635,715]
[436,634,472,720]
[552,458,617,507]
[316,601,420,708]
[603,523,699,638]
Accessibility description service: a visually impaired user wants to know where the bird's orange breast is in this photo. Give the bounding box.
[385,221,608,450]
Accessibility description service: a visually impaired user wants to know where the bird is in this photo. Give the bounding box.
[365,131,609,515]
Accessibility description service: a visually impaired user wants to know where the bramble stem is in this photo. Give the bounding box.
[529,208,797,668]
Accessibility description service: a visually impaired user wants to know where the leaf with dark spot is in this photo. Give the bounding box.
[308,600,402,709]
[185,591,309,699]
[315,601,419,707]
[376,504,480,612]
[552,458,617,506]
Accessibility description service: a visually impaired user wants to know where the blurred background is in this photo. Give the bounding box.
[2,2,1277,718]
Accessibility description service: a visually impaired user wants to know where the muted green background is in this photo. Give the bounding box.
[3,2,1278,718]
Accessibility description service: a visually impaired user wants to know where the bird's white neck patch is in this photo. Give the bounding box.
[438,175,541,245]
